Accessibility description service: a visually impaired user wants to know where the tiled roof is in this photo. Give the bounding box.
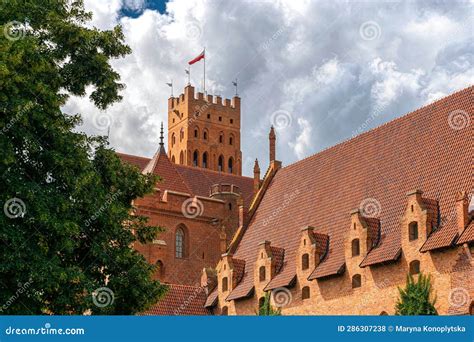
[204,288,218,308]
[232,258,246,286]
[117,150,254,207]
[140,284,211,315]
[271,246,285,273]
[226,274,254,301]
[230,86,472,295]
[458,220,474,244]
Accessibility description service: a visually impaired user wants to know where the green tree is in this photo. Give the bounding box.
[257,292,281,316]
[395,273,438,315]
[0,0,166,314]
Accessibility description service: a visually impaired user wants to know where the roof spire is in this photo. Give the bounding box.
[159,122,165,153]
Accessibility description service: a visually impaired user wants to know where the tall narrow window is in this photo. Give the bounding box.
[194,128,198,138]
[228,158,233,174]
[219,132,224,144]
[203,130,208,140]
[179,151,184,164]
[409,222,418,241]
[352,239,360,257]
[218,155,224,172]
[156,260,164,277]
[171,133,176,147]
[202,152,208,168]
[259,266,266,282]
[409,260,420,275]
[175,228,184,258]
[302,286,310,299]
[352,274,361,288]
[193,150,199,167]
[302,253,309,270]
[222,277,228,292]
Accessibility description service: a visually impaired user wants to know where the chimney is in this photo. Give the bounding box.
[455,191,469,234]
[253,159,260,194]
[269,126,276,162]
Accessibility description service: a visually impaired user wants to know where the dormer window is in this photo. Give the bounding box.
[351,239,360,257]
[409,260,420,275]
[409,222,418,241]
[352,274,361,288]
[301,253,309,270]
[259,266,266,282]
[302,286,310,299]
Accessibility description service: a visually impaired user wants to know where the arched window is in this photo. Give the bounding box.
[352,274,361,288]
[180,127,184,141]
[193,150,199,167]
[258,296,265,309]
[301,253,309,270]
[379,311,388,315]
[222,277,228,292]
[228,157,233,174]
[156,260,164,277]
[203,129,208,140]
[409,222,418,241]
[218,155,224,172]
[302,286,310,299]
[221,306,228,316]
[175,227,185,258]
[194,127,199,138]
[202,152,208,168]
[409,260,420,275]
[259,266,266,282]
[219,132,224,144]
[171,155,175,163]
[171,133,176,147]
[352,239,360,257]
[179,151,184,164]
[229,134,234,145]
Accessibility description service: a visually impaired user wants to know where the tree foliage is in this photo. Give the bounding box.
[395,273,438,315]
[257,292,281,316]
[0,0,166,314]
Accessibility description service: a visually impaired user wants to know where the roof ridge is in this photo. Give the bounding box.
[282,85,473,171]
[116,151,151,161]
[175,163,253,180]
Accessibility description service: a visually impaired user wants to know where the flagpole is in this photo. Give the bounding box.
[203,47,206,94]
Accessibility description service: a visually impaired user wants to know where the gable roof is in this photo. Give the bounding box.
[117,150,254,207]
[140,284,211,315]
[227,86,472,299]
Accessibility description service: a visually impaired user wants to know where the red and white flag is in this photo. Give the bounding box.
[188,50,205,65]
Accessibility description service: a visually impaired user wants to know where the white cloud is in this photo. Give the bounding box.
[67,0,473,176]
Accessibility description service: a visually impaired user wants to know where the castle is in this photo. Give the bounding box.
[119,85,473,316]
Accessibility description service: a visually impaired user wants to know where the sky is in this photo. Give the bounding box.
[64,0,473,176]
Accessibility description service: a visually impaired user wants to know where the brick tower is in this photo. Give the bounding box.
[167,85,242,175]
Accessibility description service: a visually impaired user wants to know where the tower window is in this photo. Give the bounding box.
[193,150,199,167]
[219,133,223,144]
[171,133,176,147]
[194,129,198,138]
[228,203,232,210]
[302,253,309,270]
[230,119,233,124]
[219,116,222,121]
[218,155,224,172]
[175,227,185,258]
[179,151,184,164]
[409,222,418,241]
[203,131,208,140]
[202,152,208,168]
[228,158,234,174]
[229,137,233,145]
[302,286,310,300]
[409,260,420,275]
[351,239,360,257]
[259,266,266,282]
[352,274,361,288]
[207,113,210,119]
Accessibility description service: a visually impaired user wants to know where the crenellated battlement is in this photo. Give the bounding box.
[209,183,241,197]
[168,85,240,113]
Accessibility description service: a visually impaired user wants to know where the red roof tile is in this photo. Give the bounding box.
[140,284,211,315]
[458,220,474,244]
[230,86,472,295]
[204,288,218,308]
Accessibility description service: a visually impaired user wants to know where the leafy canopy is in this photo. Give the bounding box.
[0,0,166,314]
